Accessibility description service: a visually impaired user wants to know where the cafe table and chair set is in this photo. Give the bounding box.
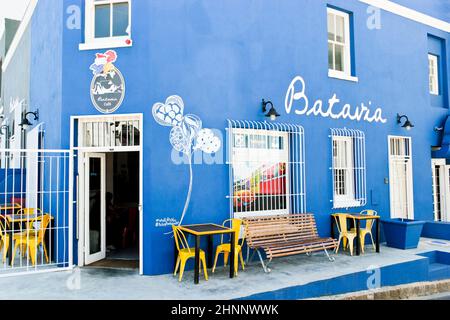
[174,210,381,284]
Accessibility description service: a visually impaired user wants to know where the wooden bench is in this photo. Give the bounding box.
[243,213,338,272]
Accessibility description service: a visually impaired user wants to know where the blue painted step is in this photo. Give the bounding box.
[428,263,450,281]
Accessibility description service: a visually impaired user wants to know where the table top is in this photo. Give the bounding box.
[0,203,22,211]
[6,213,52,223]
[179,223,234,236]
[332,213,380,220]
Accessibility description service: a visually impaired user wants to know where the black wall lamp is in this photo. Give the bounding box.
[397,113,414,131]
[19,109,39,130]
[262,99,280,121]
[0,125,9,138]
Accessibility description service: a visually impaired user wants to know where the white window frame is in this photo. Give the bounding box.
[327,8,358,82]
[388,136,414,220]
[80,0,132,51]
[227,121,307,220]
[331,129,366,209]
[428,53,439,95]
[431,159,450,222]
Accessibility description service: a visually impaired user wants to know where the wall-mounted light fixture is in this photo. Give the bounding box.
[397,113,414,131]
[19,109,39,131]
[262,99,280,121]
[0,125,9,138]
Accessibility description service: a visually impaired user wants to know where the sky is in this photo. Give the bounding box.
[0,0,30,37]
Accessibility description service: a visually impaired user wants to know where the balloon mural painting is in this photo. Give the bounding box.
[152,95,221,227]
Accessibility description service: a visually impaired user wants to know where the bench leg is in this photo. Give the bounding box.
[256,250,271,273]
[247,249,257,265]
[323,245,336,262]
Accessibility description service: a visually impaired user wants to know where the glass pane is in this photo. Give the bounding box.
[113,2,129,37]
[335,44,344,72]
[335,15,345,43]
[95,4,111,38]
[89,158,102,255]
[327,13,335,41]
[328,43,334,70]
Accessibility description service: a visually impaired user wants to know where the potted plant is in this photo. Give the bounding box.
[381,217,426,250]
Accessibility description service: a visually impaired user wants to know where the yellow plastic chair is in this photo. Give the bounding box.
[11,214,51,266]
[351,210,377,253]
[172,225,208,282]
[0,216,10,263]
[16,208,42,216]
[334,214,358,256]
[212,219,246,276]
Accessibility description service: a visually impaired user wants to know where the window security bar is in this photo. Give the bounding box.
[330,128,367,209]
[226,120,306,219]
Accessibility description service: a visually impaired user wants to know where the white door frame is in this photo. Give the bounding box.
[84,153,106,265]
[70,114,144,275]
[388,135,414,220]
[431,159,450,222]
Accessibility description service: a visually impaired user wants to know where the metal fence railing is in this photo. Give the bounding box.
[0,149,73,276]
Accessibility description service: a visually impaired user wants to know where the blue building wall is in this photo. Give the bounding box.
[23,0,450,275]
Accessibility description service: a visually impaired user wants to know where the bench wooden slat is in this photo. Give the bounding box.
[243,213,337,263]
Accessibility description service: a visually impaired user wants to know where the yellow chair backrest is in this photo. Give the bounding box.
[172,225,191,254]
[0,216,9,234]
[360,209,378,230]
[222,218,245,246]
[28,214,51,241]
[334,213,355,234]
[17,208,43,216]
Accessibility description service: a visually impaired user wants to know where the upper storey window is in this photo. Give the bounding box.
[80,0,132,51]
[327,7,357,82]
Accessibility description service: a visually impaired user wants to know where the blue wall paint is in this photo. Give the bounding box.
[422,222,450,241]
[22,0,450,275]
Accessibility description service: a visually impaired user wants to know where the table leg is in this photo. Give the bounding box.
[8,231,13,266]
[331,216,335,239]
[230,232,236,279]
[376,218,380,253]
[174,239,178,272]
[356,220,361,256]
[207,235,213,269]
[194,235,200,285]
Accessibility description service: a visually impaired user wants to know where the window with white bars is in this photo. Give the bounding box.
[428,54,439,95]
[388,136,414,219]
[77,116,141,149]
[331,128,366,209]
[227,121,306,219]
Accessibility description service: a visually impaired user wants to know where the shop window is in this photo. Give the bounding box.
[331,128,366,209]
[227,121,306,219]
[80,0,132,50]
[327,7,357,82]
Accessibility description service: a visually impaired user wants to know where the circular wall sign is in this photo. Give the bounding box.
[89,50,126,114]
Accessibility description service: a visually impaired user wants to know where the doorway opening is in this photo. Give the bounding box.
[71,114,143,273]
[86,151,140,270]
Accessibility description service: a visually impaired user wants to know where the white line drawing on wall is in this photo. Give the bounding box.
[152,95,221,227]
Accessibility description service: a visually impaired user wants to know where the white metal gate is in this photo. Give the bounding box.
[0,148,73,276]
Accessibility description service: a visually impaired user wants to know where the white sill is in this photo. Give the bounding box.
[79,38,133,51]
[328,70,359,83]
[333,200,363,209]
